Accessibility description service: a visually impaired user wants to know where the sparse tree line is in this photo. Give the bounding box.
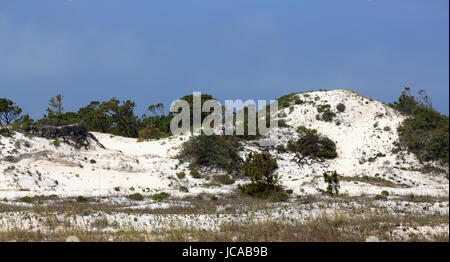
[0,94,175,140]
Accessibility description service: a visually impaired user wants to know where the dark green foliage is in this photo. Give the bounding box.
[190,170,201,179]
[270,191,289,202]
[127,193,144,201]
[316,104,336,122]
[152,192,169,201]
[276,144,286,152]
[317,104,331,113]
[239,152,286,198]
[277,93,299,108]
[323,171,340,195]
[0,98,22,135]
[336,103,346,112]
[53,139,61,148]
[76,196,88,202]
[179,134,242,170]
[380,190,389,197]
[241,152,278,188]
[391,88,449,164]
[278,119,290,127]
[20,196,34,203]
[179,186,189,192]
[176,172,186,179]
[217,175,235,185]
[237,182,279,198]
[178,93,218,129]
[287,126,337,159]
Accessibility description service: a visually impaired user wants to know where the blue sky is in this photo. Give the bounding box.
[0,0,448,118]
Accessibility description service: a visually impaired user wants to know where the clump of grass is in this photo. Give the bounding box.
[89,159,96,164]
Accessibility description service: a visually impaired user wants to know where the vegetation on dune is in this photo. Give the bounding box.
[178,134,242,171]
[287,126,337,160]
[390,88,449,165]
[0,98,22,135]
[239,152,286,200]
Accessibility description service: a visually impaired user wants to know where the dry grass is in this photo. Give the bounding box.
[0,212,447,242]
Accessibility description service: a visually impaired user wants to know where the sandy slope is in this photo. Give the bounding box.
[0,89,448,200]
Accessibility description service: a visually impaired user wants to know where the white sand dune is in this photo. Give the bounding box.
[0,89,448,200]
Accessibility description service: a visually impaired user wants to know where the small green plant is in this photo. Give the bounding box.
[127,193,144,201]
[374,194,387,200]
[90,159,96,164]
[20,196,34,203]
[179,186,189,192]
[114,187,120,192]
[217,175,235,185]
[76,196,88,202]
[270,191,289,202]
[323,171,340,195]
[152,192,169,201]
[276,144,286,152]
[176,172,186,179]
[210,194,218,201]
[381,190,389,196]
[336,103,346,112]
[287,126,337,159]
[53,138,61,148]
[190,170,201,179]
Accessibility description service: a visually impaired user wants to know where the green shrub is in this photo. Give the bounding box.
[137,123,167,141]
[90,159,96,164]
[76,196,88,202]
[190,170,201,179]
[238,182,274,198]
[242,152,278,187]
[210,194,218,201]
[179,186,189,192]
[176,172,186,179]
[114,187,120,192]
[276,144,286,152]
[217,175,235,185]
[270,191,289,202]
[374,194,387,200]
[179,134,242,170]
[287,126,337,159]
[278,119,290,127]
[20,196,34,203]
[53,138,61,148]
[239,152,284,198]
[336,103,346,112]
[323,171,340,195]
[127,193,144,201]
[152,192,169,201]
[381,190,389,196]
[391,88,449,164]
